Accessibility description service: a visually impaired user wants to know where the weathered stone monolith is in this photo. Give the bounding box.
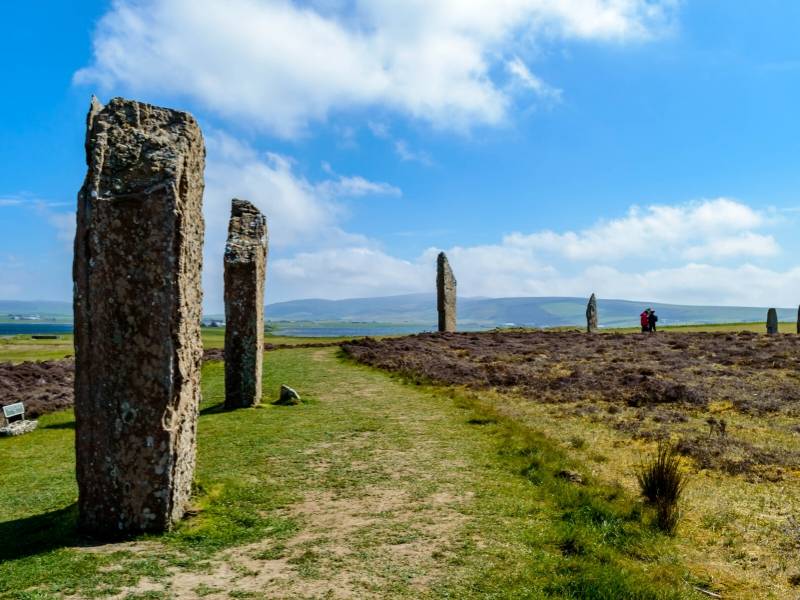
[73,97,205,538]
[586,293,598,333]
[224,199,268,409]
[796,305,799,334]
[767,308,778,335]
[437,252,457,332]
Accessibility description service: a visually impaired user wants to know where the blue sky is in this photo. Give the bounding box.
[3,1,800,311]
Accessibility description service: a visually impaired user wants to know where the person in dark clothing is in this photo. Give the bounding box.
[648,309,658,333]
[640,309,650,333]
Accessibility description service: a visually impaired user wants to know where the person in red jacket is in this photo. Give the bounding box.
[640,309,650,333]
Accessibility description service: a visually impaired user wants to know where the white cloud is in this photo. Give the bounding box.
[366,122,434,165]
[269,247,800,308]
[683,232,778,260]
[504,198,776,261]
[202,132,401,309]
[43,211,76,245]
[1,196,75,248]
[319,162,402,197]
[555,263,800,308]
[506,57,563,103]
[271,247,429,300]
[265,197,793,307]
[394,140,434,166]
[76,0,677,137]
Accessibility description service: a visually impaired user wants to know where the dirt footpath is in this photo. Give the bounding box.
[91,347,507,599]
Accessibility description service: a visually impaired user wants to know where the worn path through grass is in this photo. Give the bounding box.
[1,347,698,599]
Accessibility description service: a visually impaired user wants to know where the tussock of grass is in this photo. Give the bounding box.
[637,442,687,534]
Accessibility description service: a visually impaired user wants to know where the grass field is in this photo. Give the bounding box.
[2,325,799,597]
[0,335,75,363]
[1,320,795,360]
[1,341,709,598]
[343,330,800,598]
[0,329,360,362]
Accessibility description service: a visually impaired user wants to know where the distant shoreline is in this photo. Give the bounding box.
[2,320,797,338]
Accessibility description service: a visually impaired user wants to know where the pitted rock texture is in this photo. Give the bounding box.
[224,198,268,409]
[767,308,778,335]
[586,293,598,333]
[73,97,205,538]
[436,252,457,333]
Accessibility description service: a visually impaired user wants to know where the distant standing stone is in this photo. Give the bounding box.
[437,252,457,333]
[796,305,800,334]
[767,308,778,335]
[224,199,268,409]
[73,97,205,538]
[275,384,301,406]
[586,293,598,333]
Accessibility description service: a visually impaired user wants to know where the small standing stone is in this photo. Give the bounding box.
[437,252,457,333]
[73,97,205,538]
[767,308,778,335]
[586,293,598,333]
[224,199,268,409]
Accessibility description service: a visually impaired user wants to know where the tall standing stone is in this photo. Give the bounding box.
[224,199,268,409]
[73,97,205,538]
[767,308,778,335]
[586,293,598,333]
[437,252,457,333]
[796,305,800,334]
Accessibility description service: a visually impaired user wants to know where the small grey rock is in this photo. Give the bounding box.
[556,469,584,485]
[274,384,301,406]
[0,420,38,437]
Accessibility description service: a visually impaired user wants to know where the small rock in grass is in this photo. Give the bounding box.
[274,385,301,406]
[0,420,38,436]
[557,469,584,485]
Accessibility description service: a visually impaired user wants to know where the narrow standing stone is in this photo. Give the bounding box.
[586,293,598,333]
[767,308,778,335]
[73,97,205,538]
[796,305,800,334]
[437,252,457,333]
[224,199,268,409]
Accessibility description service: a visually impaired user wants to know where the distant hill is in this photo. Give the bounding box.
[2,296,796,329]
[265,293,797,329]
[0,300,72,320]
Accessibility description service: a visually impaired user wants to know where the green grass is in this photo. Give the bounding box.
[0,346,701,598]
[0,335,75,363]
[0,329,361,362]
